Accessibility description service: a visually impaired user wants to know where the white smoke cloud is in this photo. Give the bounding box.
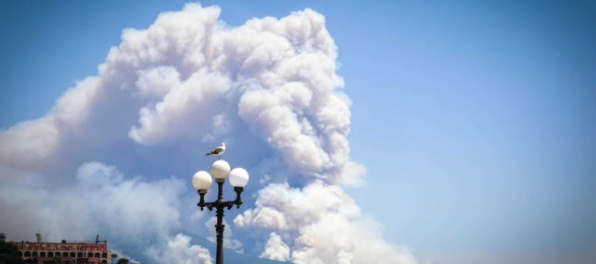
[0,3,416,263]
[145,233,212,264]
[260,232,290,261]
[235,181,417,264]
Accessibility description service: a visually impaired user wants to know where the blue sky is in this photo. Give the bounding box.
[1,1,595,263]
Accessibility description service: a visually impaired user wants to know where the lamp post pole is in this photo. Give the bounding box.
[193,159,249,264]
[214,181,225,263]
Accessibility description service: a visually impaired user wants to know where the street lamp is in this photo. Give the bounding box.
[192,159,249,264]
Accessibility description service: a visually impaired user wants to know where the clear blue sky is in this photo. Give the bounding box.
[1,0,595,263]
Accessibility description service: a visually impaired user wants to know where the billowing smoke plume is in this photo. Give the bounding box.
[0,3,416,263]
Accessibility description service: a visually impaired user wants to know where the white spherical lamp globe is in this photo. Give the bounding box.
[211,160,231,182]
[192,170,213,191]
[229,168,249,187]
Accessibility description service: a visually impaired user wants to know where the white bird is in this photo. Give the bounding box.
[206,142,226,158]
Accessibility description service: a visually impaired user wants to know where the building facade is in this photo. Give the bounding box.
[11,241,112,264]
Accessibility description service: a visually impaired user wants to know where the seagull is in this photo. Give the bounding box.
[206,142,226,159]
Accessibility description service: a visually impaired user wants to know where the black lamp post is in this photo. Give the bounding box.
[192,159,249,264]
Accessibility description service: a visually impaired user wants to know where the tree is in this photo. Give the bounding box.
[0,241,24,264]
[117,258,129,264]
